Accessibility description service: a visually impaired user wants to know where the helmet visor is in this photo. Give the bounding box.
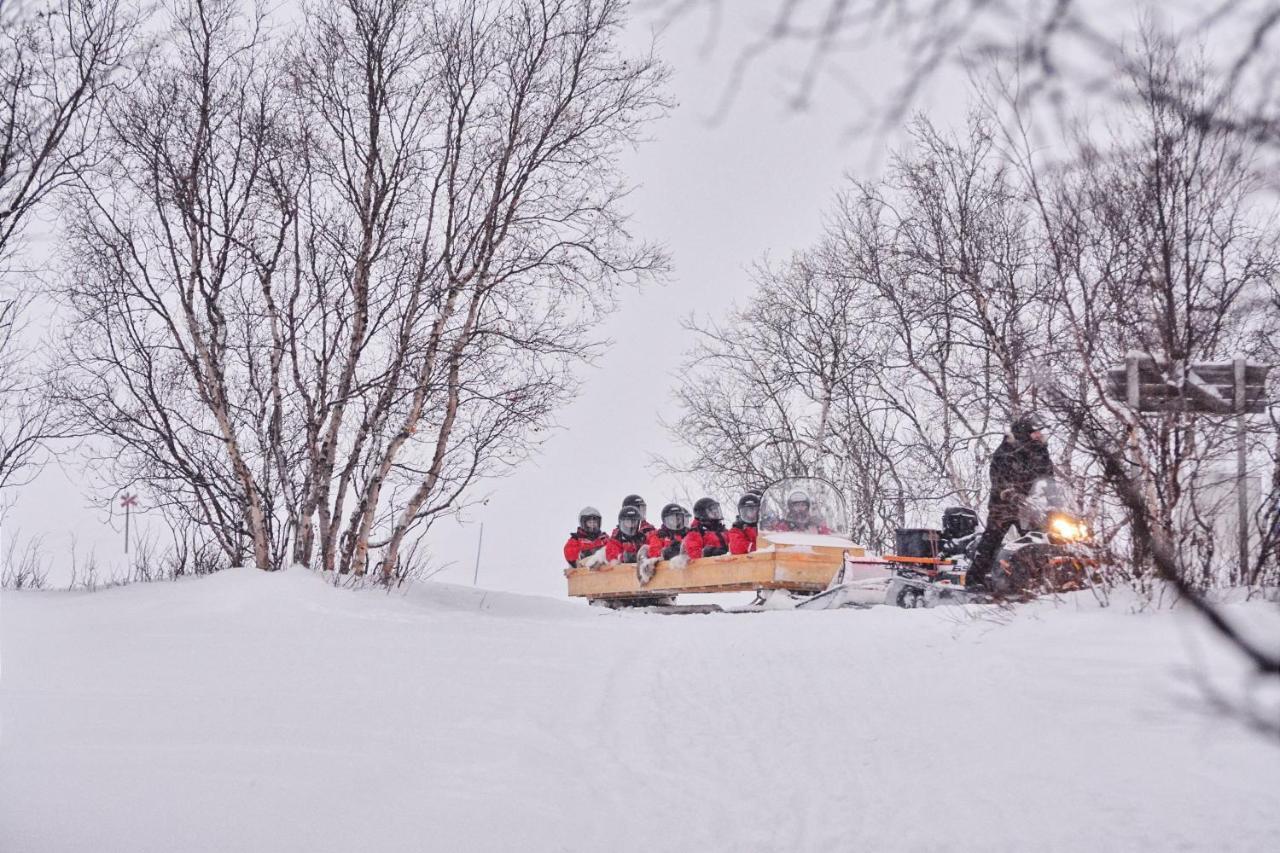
[619,517,639,536]
[581,516,601,535]
[662,509,687,531]
[703,502,723,521]
[740,505,759,524]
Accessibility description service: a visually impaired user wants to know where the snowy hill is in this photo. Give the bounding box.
[2,569,1278,852]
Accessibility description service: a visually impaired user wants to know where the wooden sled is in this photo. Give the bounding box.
[564,532,866,605]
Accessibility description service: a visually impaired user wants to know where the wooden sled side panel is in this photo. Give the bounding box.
[565,548,849,601]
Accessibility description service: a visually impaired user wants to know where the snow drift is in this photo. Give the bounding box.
[2,568,1278,852]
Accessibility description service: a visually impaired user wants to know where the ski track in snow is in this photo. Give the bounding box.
[1,567,1278,852]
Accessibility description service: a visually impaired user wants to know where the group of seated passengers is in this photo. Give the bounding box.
[563,490,830,569]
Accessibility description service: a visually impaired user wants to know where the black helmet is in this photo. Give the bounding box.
[578,505,602,535]
[692,497,724,524]
[622,494,647,518]
[737,492,761,524]
[617,505,642,536]
[660,503,688,532]
[942,506,979,540]
[1011,413,1047,441]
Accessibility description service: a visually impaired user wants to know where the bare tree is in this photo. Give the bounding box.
[650,1,1280,152]
[828,114,1051,501]
[669,114,1051,545]
[0,289,54,490]
[669,36,1279,587]
[0,0,133,494]
[665,252,911,547]
[1023,34,1280,586]
[59,0,292,568]
[58,0,668,576]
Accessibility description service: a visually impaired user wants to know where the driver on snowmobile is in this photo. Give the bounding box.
[773,490,832,534]
[646,503,690,561]
[620,494,656,535]
[684,497,730,559]
[563,506,608,567]
[966,414,1056,591]
[728,492,761,554]
[605,506,646,564]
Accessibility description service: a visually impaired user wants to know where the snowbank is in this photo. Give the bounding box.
[2,567,1278,852]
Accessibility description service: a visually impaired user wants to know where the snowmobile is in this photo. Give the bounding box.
[885,479,1096,607]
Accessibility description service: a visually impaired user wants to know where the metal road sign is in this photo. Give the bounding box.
[1105,354,1268,414]
[1107,352,1273,581]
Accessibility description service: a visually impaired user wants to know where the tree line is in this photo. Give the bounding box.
[667,32,1280,589]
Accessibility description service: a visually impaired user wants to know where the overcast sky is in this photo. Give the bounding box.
[3,2,971,597]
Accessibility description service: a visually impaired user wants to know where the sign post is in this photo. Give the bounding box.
[120,493,139,555]
[1107,353,1271,582]
[472,522,484,586]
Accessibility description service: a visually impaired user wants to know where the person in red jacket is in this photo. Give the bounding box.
[684,497,730,559]
[727,492,761,555]
[645,503,689,561]
[606,505,646,564]
[621,494,656,535]
[564,506,608,567]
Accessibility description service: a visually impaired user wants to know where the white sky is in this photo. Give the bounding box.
[3,3,970,595]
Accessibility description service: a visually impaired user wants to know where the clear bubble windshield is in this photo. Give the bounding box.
[760,477,849,535]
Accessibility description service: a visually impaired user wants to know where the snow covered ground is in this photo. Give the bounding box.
[2,568,1278,852]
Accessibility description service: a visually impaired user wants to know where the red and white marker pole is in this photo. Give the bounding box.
[120,493,139,554]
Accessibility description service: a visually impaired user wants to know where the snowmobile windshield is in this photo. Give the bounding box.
[662,510,687,531]
[761,477,850,535]
[739,505,759,524]
[619,517,639,536]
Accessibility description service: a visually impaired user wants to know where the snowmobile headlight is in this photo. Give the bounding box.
[1049,515,1087,542]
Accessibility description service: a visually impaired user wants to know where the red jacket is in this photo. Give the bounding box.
[684,520,730,559]
[605,529,647,563]
[771,519,832,535]
[727,521,758,555]
[646,527,686,561]
[564,529,608,566]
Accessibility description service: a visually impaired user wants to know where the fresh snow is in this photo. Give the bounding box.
[2,568,1278,852]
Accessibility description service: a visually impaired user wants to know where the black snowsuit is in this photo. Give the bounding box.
[967,436,1056,588]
